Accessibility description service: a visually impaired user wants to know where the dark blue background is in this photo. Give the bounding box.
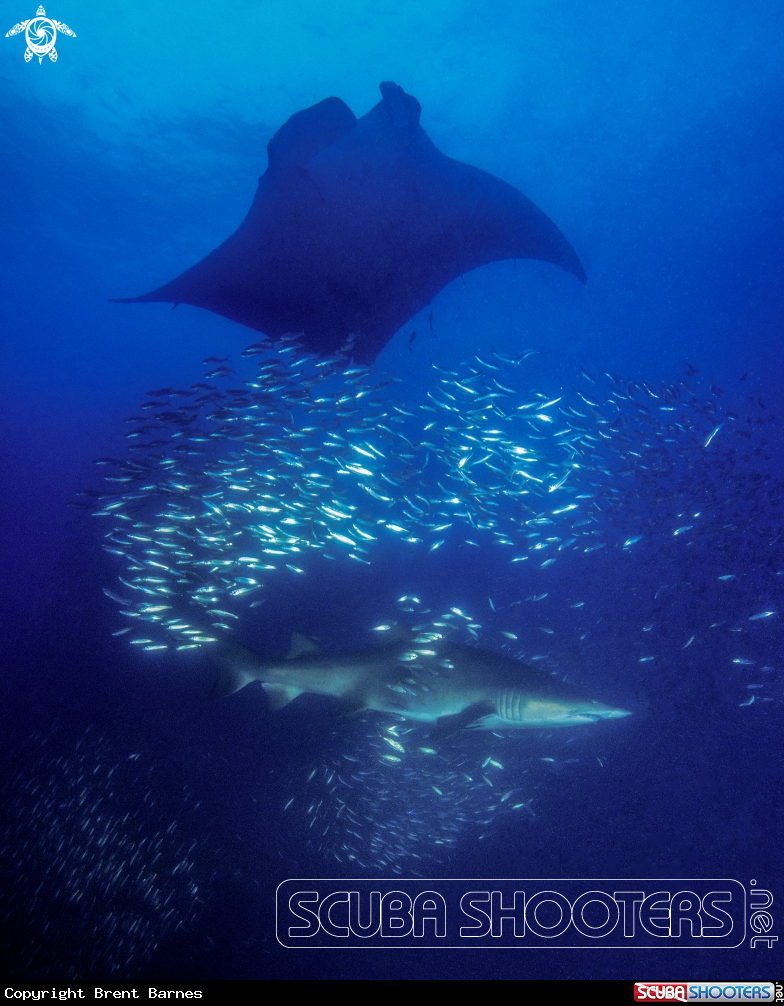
[0,0,781,981]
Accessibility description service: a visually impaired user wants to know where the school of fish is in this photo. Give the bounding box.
[87,335,755,651]
[81,335,782,870]
[0,727,202,979]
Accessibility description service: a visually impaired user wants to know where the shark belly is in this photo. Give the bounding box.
[362,674,488,723]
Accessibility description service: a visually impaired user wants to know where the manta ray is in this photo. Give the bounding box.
[116,82,585,364]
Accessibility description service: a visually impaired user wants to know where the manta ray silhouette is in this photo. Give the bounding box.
[116,82,585,364]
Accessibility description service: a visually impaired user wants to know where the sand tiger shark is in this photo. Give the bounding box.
[212,631,630,734]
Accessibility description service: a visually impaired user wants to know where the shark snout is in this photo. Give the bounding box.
[587,701,632,721]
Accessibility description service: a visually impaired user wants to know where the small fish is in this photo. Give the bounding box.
[703,424,722,447]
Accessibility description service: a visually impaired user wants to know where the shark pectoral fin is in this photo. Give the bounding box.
[327,696,366,718]
[286,632,322,659]
[430,702,494,741]
[262,683,304,711]
[211,641,264,698]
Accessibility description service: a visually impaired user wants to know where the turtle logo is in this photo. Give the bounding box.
[5,6,75,63]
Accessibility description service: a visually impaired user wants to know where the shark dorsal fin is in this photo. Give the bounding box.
[286,632,322,659]
[262,683,303,711]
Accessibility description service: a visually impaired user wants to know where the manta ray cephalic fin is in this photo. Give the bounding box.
[266,96,356,172]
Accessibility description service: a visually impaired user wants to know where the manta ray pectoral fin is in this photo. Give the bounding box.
[262,683,304,711]
[110,97,356,314]
[210,640,264,697]
[286,632,322,659]
[430,701,494,740]
[448,161,587,285]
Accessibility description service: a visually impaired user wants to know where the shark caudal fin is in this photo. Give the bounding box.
[211,640,265,697]
[211,637,310,710]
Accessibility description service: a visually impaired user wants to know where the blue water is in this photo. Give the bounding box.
[1,0,782,981]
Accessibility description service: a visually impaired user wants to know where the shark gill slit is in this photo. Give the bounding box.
[498,688,521,722]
